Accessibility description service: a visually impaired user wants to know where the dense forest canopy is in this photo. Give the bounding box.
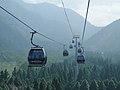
[0,55,120,90]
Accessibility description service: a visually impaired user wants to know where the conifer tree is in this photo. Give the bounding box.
[33,80,39,90]
[8,77,14,85]
[72,81,80,90]
[26,86,32,90]
[12,67,17,77]
[104,79,109,87]
[77,68,83,81]
[116,82,120,90]
[0,71,5,85]
[52,77,63,90]
[80,79,89,90]
[111,77,118,85]
[106,80,116,90]
[46,83,52,90]
[39,78,46,90]
[64,82,73,90]
[4,69,9,80]
[14,77,22,87]
[99,81,106,90]
[90,80,99,90]
[0,87,2,90]
[90,65,99,80]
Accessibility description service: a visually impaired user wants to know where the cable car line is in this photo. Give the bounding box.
[60,0,74,36]
[81,0,90,46]
[0,5,65,46]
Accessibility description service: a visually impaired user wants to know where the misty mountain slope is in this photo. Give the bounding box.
[22,2,101,39]
[0,9,29,52]
[85,19,120,52]
[0,0,101,41]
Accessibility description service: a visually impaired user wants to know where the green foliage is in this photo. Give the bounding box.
[72,81,80,90]
[90,80,99,90]
[64,82,73,90]
[1,56,120,90]
[52,77,63,90]
[8,77,14,85]
[46,83,52,90]
[39,78,46,90]
[80,79,89,90]
[116,81,120,90]
[26,86,32,90]
[33,80,39,90]
[106,80,116,90]
[14,77,22,87]
[99,81,106,90]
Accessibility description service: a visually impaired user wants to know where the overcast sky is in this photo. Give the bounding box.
[23,0,120,26]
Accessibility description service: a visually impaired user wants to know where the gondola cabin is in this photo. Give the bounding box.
[77,55,85,64]
[28,47,47,67]
[74,45,76,47]
[69,44,73,49]
[78,42,81,46]
[78,48,82,53]
[63,49,69,56]
[72,40,74,43]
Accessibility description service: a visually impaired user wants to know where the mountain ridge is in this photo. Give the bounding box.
[85,19,120,53]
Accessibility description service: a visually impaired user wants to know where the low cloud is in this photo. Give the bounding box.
[75,0,120,26]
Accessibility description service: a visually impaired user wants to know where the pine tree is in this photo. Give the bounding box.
[63,70,68,83]
[0,71,4,79]
[99,81,106,90]
[0,71,5,85]
[90,80,99,90]
[8,77,14,85]
[106,80,116,90]
[52,77,63,90]
[111,77,118,85]
[14,77,22,87]
[102,64,110,79]
[116,81,120,90]
[104,79,109,87]
[90,65,99,80]
[0,87,2,90]
[22,70,26,80]
[39,78,46,90]
[46,83,52,90]
[4,69,9,80]
[80,79,89,90]
[68,68,74,82]
[77,68,83,81]
[17,69,23,81]
[33,80,39,90]
[12,67,17,77]
[2,84,9,90]
[26,86,32,90]
[64,82,73,90]
[72,81,80,90]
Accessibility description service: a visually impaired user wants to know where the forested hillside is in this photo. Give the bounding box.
[0,56,120,90]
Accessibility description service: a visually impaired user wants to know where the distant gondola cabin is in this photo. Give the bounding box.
[77,55,85,64]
